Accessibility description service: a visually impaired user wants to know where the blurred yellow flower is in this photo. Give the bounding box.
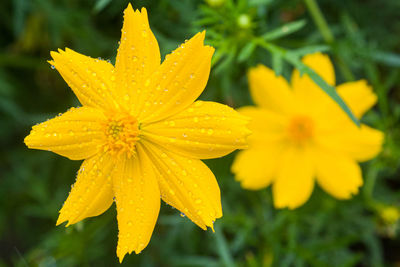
[24,4,249,262]
[232,52,384,209]
[380,206,400,225]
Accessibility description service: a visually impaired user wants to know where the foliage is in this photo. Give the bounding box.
[1,0,400,266]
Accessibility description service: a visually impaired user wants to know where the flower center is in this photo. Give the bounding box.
[103,113,140,157]
[287,115,314,144]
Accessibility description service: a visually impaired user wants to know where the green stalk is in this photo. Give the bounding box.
[304,0,334,43]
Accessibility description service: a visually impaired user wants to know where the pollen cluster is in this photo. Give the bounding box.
[103,113,140,157]
[287,115,314,144]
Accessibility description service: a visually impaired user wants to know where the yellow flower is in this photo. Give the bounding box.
[232,52,384,209]
[379,206,400,225]
[24,4,249,262]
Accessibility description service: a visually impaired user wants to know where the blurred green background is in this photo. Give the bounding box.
[1,0,400,266]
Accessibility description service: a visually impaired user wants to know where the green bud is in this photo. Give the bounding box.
[237,14,251,29]
[205,0,225,8]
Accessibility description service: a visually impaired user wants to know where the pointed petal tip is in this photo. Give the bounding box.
[55,216,65,226]
[118,254,125,264]
[193,30,206,43]
[125,2,133,12]
[140,7,148,14]
[49,51,59,59]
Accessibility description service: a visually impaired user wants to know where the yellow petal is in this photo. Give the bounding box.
[113,146,160,262]
[141,101,249,159]
[56,152,114,226]
[248,64,294,113]
[133,31,214,122]
[141,140,222,230]
[114,5,160,111]
[232,146,283,190]
[315,150,362,199]
[291,53,335,112]
[273,146,315,209]
[237,106,288,144]
[317,124,384,162]
[24,107,106,160]
[49,48,118,110]
[336,80,377,118]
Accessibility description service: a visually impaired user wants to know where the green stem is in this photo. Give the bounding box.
[304,0,334,43]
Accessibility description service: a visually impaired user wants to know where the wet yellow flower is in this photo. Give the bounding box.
[232,52,384,209]
[24,4,249,262]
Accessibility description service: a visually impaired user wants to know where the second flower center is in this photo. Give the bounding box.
[287,115,314,144]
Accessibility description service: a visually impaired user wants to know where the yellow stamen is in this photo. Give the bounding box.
[287,115,314,144]
[102,112,140,157]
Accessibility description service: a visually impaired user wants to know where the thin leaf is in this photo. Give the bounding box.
[262,20,306,41]
[360,49,400,67]
[272,53,283,75]
[248,0,273,7]
[238,42,256,62]
[214,225,235,267]
[93,0,112,13]
[292,45,330,57]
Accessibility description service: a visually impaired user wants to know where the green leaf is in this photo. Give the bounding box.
[238,42,256,62]
[362,50,400,67]
[292,45,330,57]
[272,53,283,75]
[262,20,306,41]
[214,225,235,267]
[248,0,273,7]
[93,0,112,13]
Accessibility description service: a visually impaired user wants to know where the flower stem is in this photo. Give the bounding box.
[304,0,334,43]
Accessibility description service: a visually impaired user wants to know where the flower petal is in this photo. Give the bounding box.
[141,140,222,230]
[317,124,384,162]
[248,64,294,113]
[56,152,115,226]
[24,107,106,160]
[315,150,362,199]
[232,146,283,190]
[291,53,335,111]
[237,106,288,144]
[114,5,161,111]
[134,31,214,122]
[273,147,315,209]
[141,101,249,159]
[336,80,377,118]
[113,147,160,262]
[49,48,118,110]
